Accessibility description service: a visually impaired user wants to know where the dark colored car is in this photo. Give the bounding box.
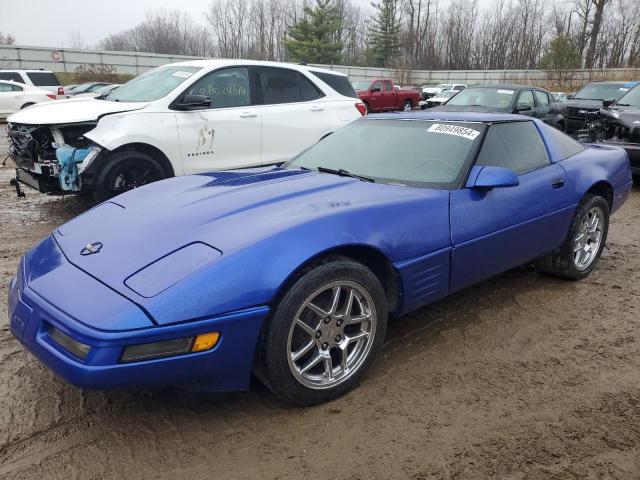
[564,81,639,134]
[431,84,565,129]
[581,84,640,174]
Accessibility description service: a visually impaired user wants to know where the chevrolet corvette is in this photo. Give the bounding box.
[8,112,633,405]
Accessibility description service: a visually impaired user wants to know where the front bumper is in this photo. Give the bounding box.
[8,262,269,392]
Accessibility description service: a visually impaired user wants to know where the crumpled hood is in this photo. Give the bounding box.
[7,97,148,125]
[51,167,446,323]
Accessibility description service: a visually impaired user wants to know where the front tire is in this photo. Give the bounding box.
[256,256,388,405]
[537,194,609,280]
[93,150,167,202]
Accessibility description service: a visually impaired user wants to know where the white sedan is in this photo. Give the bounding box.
[0,80,55,117]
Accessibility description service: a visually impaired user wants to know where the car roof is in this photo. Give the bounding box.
[366,111,530,122]
[585,80,639,85]
[467,83,539,90]
[0,69,54,73]
[168,59,349,77]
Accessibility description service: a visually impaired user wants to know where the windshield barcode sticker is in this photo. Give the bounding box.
[173,71,194,78]
[427,124,480,140]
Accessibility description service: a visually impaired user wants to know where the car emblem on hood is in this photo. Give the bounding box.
[80,242,103,255]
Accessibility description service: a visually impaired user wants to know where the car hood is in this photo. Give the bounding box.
[7,97,148,125]
[565,99,604,109]
[431,104,510,113]
[602,105,640,126]
[52,167,448,323]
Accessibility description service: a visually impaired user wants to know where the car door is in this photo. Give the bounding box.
[0,83,23,114]
[368,81,384,111]
[449,121,572,292]
[258,66,330,165]
[514,89,536,117]
[383,80,395,109]
[533,90,554,125]
[175,66,261,173]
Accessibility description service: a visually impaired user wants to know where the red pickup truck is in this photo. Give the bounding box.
[352,79,420,113]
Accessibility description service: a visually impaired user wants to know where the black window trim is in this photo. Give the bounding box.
[470,119,551,178]
[170,65,257,111]
[255,66,325,106]
[533,89,550,108]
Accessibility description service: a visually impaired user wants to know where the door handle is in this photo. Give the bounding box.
[310,106,324,112]
[551,178,565,189]
[239,111,257,118]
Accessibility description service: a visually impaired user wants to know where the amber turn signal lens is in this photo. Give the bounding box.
[192,332,219,352]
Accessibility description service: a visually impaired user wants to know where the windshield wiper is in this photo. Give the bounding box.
[316,166,375,183]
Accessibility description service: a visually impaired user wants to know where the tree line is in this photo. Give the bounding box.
[6,0,638,71]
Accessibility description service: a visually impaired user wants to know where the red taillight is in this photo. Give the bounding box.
[46,94,56,100]
[57,86,64,96]
[355,102,367,116]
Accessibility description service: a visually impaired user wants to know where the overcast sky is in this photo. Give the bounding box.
[0,0,379,48]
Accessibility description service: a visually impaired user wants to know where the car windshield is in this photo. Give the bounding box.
[285,119,485,188]
[445,87,515,108]
[104,66,202,102]
[351,81,371,91]
[574,83,631,101]
[437,84,452,89]
[439,91,458,99]
[615,85,640,107]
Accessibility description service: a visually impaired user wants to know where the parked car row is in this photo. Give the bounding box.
[0,80,56,118]
[6,61,365,201]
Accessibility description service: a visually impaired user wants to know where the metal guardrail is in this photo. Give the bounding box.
[1,44,639,84]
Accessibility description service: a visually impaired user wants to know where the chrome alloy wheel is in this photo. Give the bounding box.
[286,281,377,389]
[573,206,604,271]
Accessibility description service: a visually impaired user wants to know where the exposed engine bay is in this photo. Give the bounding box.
[7,122,102,193]
[578,107,640,174]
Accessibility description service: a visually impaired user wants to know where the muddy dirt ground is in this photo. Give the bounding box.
[1,123,640,480]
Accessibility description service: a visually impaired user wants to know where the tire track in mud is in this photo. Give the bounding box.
[1,148,640,479]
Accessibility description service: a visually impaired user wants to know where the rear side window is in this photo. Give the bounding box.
[0,72,24,83]
[309,71,357,98]
[258,67,323,104]
[26,72,60,86]
[476,121,550,175]
[384,81,393,92]
[539,122,585,159]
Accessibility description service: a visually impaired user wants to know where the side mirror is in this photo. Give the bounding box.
[176,93,211,110]
[371,86,381,92]
[515,103,532,112]
[466,166,519,189]
[602,98,615,108]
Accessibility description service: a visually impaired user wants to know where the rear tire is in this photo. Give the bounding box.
[255,256,388,405]
[20,103,35,109]
[537,194,609,280]
[402,100,413,112]
[93,150,167,203]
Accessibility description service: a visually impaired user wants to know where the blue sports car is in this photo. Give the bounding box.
[8,112,633,405]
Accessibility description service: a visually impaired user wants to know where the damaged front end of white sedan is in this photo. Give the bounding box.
[7,121,102,195]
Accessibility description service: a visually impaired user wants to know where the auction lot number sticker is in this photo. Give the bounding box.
[427,123,480,140]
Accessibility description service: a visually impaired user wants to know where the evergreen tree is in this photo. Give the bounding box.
[538,35,582,70]
[285,0,343,64]
[367,0,402,67]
